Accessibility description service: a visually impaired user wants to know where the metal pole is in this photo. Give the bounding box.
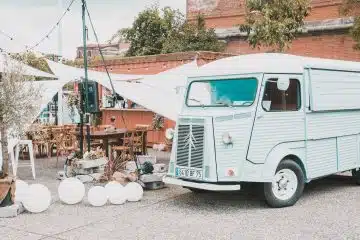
[57,0,63,125]
[79,82,84,156]
[81,0,91,152]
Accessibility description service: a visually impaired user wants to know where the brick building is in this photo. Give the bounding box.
[187,0,360,61]
[76,42,130,59]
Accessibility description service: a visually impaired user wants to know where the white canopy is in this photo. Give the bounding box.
[46,59,142,83]
[0,53,56,78]
[46,59,199,121]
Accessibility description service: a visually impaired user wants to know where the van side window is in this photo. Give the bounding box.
[262,79,301,111]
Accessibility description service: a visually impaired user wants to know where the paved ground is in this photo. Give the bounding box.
[1,152,360,240]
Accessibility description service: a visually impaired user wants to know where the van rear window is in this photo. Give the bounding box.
[186,78,258,107]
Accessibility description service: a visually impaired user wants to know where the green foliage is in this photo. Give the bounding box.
[340,0,360,50]
[239,0,311,52]
[62,59,77,67]
[10,52,52,74]
[66,93,81,122]
[352,17,360,50]
[340,0,360,15]
[111,5,224,56]
[151,113,164,130]
[162,15,226,53]
[142,161,154,174]
[122,5,182,56]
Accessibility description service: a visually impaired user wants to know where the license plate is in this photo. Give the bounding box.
[175,167,203,179]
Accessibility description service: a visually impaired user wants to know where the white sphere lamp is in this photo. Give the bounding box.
[125,182,143,202]
[108,184,127,205]
[15,180,29,203]
[105,181,123,199]
[87,186,107,207]
[22,184,51,213]
[58,177,85,205]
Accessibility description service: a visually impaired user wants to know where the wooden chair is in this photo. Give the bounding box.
[55,129,78,167]
[31,127,52,158]
[132,130,147,156]
[111,131,134,167]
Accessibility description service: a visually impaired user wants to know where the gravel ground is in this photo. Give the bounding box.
[1,152,360,240]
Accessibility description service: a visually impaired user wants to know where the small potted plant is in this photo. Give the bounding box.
[151,114,164,143]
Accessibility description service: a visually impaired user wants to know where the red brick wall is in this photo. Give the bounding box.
[89,51,234,75]
[226,32,360,61]
[101,109,176,146]
[187,0,344,28]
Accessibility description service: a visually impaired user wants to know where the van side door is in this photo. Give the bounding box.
[247,74,305,164]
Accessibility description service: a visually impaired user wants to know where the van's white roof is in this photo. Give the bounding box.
[191,53,360,77]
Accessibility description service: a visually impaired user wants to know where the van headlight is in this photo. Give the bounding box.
[222,132,232,145]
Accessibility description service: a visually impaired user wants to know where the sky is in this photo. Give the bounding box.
[0,0,187,59]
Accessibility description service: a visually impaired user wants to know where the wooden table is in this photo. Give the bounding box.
[74,128,127,157]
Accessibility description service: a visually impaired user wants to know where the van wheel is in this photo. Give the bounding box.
[351,169,360,185]
[264,159,305,208]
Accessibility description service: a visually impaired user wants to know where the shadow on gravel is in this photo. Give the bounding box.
[166,174,358,211]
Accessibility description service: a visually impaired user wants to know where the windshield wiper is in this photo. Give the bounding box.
[215,100,232,107]
[188,98,205,107]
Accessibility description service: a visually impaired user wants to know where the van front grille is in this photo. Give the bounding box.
[176,120,205,169]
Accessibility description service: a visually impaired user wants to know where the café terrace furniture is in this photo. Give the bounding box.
[10,140,36,179]
[74,128,128,158]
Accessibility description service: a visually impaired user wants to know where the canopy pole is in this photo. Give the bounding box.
[81,0,90,154]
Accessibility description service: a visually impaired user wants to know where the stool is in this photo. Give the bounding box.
[11,140,35,179]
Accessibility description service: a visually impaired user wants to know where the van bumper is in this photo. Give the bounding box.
[162,176,241,191]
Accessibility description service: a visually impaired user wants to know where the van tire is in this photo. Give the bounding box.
[351,169,360,185]
[264,159,305,208]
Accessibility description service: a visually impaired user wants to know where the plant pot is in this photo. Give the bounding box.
[0,190,13,208]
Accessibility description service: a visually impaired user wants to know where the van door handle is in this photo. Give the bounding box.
[256,114,264,119]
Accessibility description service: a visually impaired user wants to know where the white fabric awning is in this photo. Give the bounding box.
[46,59,199,121]
[0,53,56,78]
[46,59,142,83]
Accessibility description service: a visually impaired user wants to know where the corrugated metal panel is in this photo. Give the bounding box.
[190,125,205,168]
[213,113,254,180]
[176,118,205,169]
[176,124,190,167]
[307,139,337,178]
[307,112,360,139]
[337,135,359,172]
[309,69,360,111]
[248,112,305,163]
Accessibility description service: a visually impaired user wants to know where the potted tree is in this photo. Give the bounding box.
[0,55,42,207]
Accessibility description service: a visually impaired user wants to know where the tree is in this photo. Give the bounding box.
[340,0,360,50]
[162,15,226,53]
[122,5,184,56]
[0,55,42,178]
[239,0,311,52]
[110,5,225,56]
[10,52,52,74]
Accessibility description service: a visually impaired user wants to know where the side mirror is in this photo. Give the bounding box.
[277,77,290,91]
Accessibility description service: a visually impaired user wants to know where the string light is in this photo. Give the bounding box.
[0,30,14,41]
[23,0,77,52]
[0,0,76,52]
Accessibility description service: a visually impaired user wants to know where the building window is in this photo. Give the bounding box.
[262,78,301,111]
[87,51,91,57]
[77,51,82,58]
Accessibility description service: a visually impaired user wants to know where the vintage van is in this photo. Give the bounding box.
[163,53,360,208]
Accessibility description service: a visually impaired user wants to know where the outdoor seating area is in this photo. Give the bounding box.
[9,122,171,183]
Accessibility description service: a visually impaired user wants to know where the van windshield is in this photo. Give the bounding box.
[186,78,258,107]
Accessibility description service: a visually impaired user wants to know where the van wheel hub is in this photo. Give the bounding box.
[272,169,298,200]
